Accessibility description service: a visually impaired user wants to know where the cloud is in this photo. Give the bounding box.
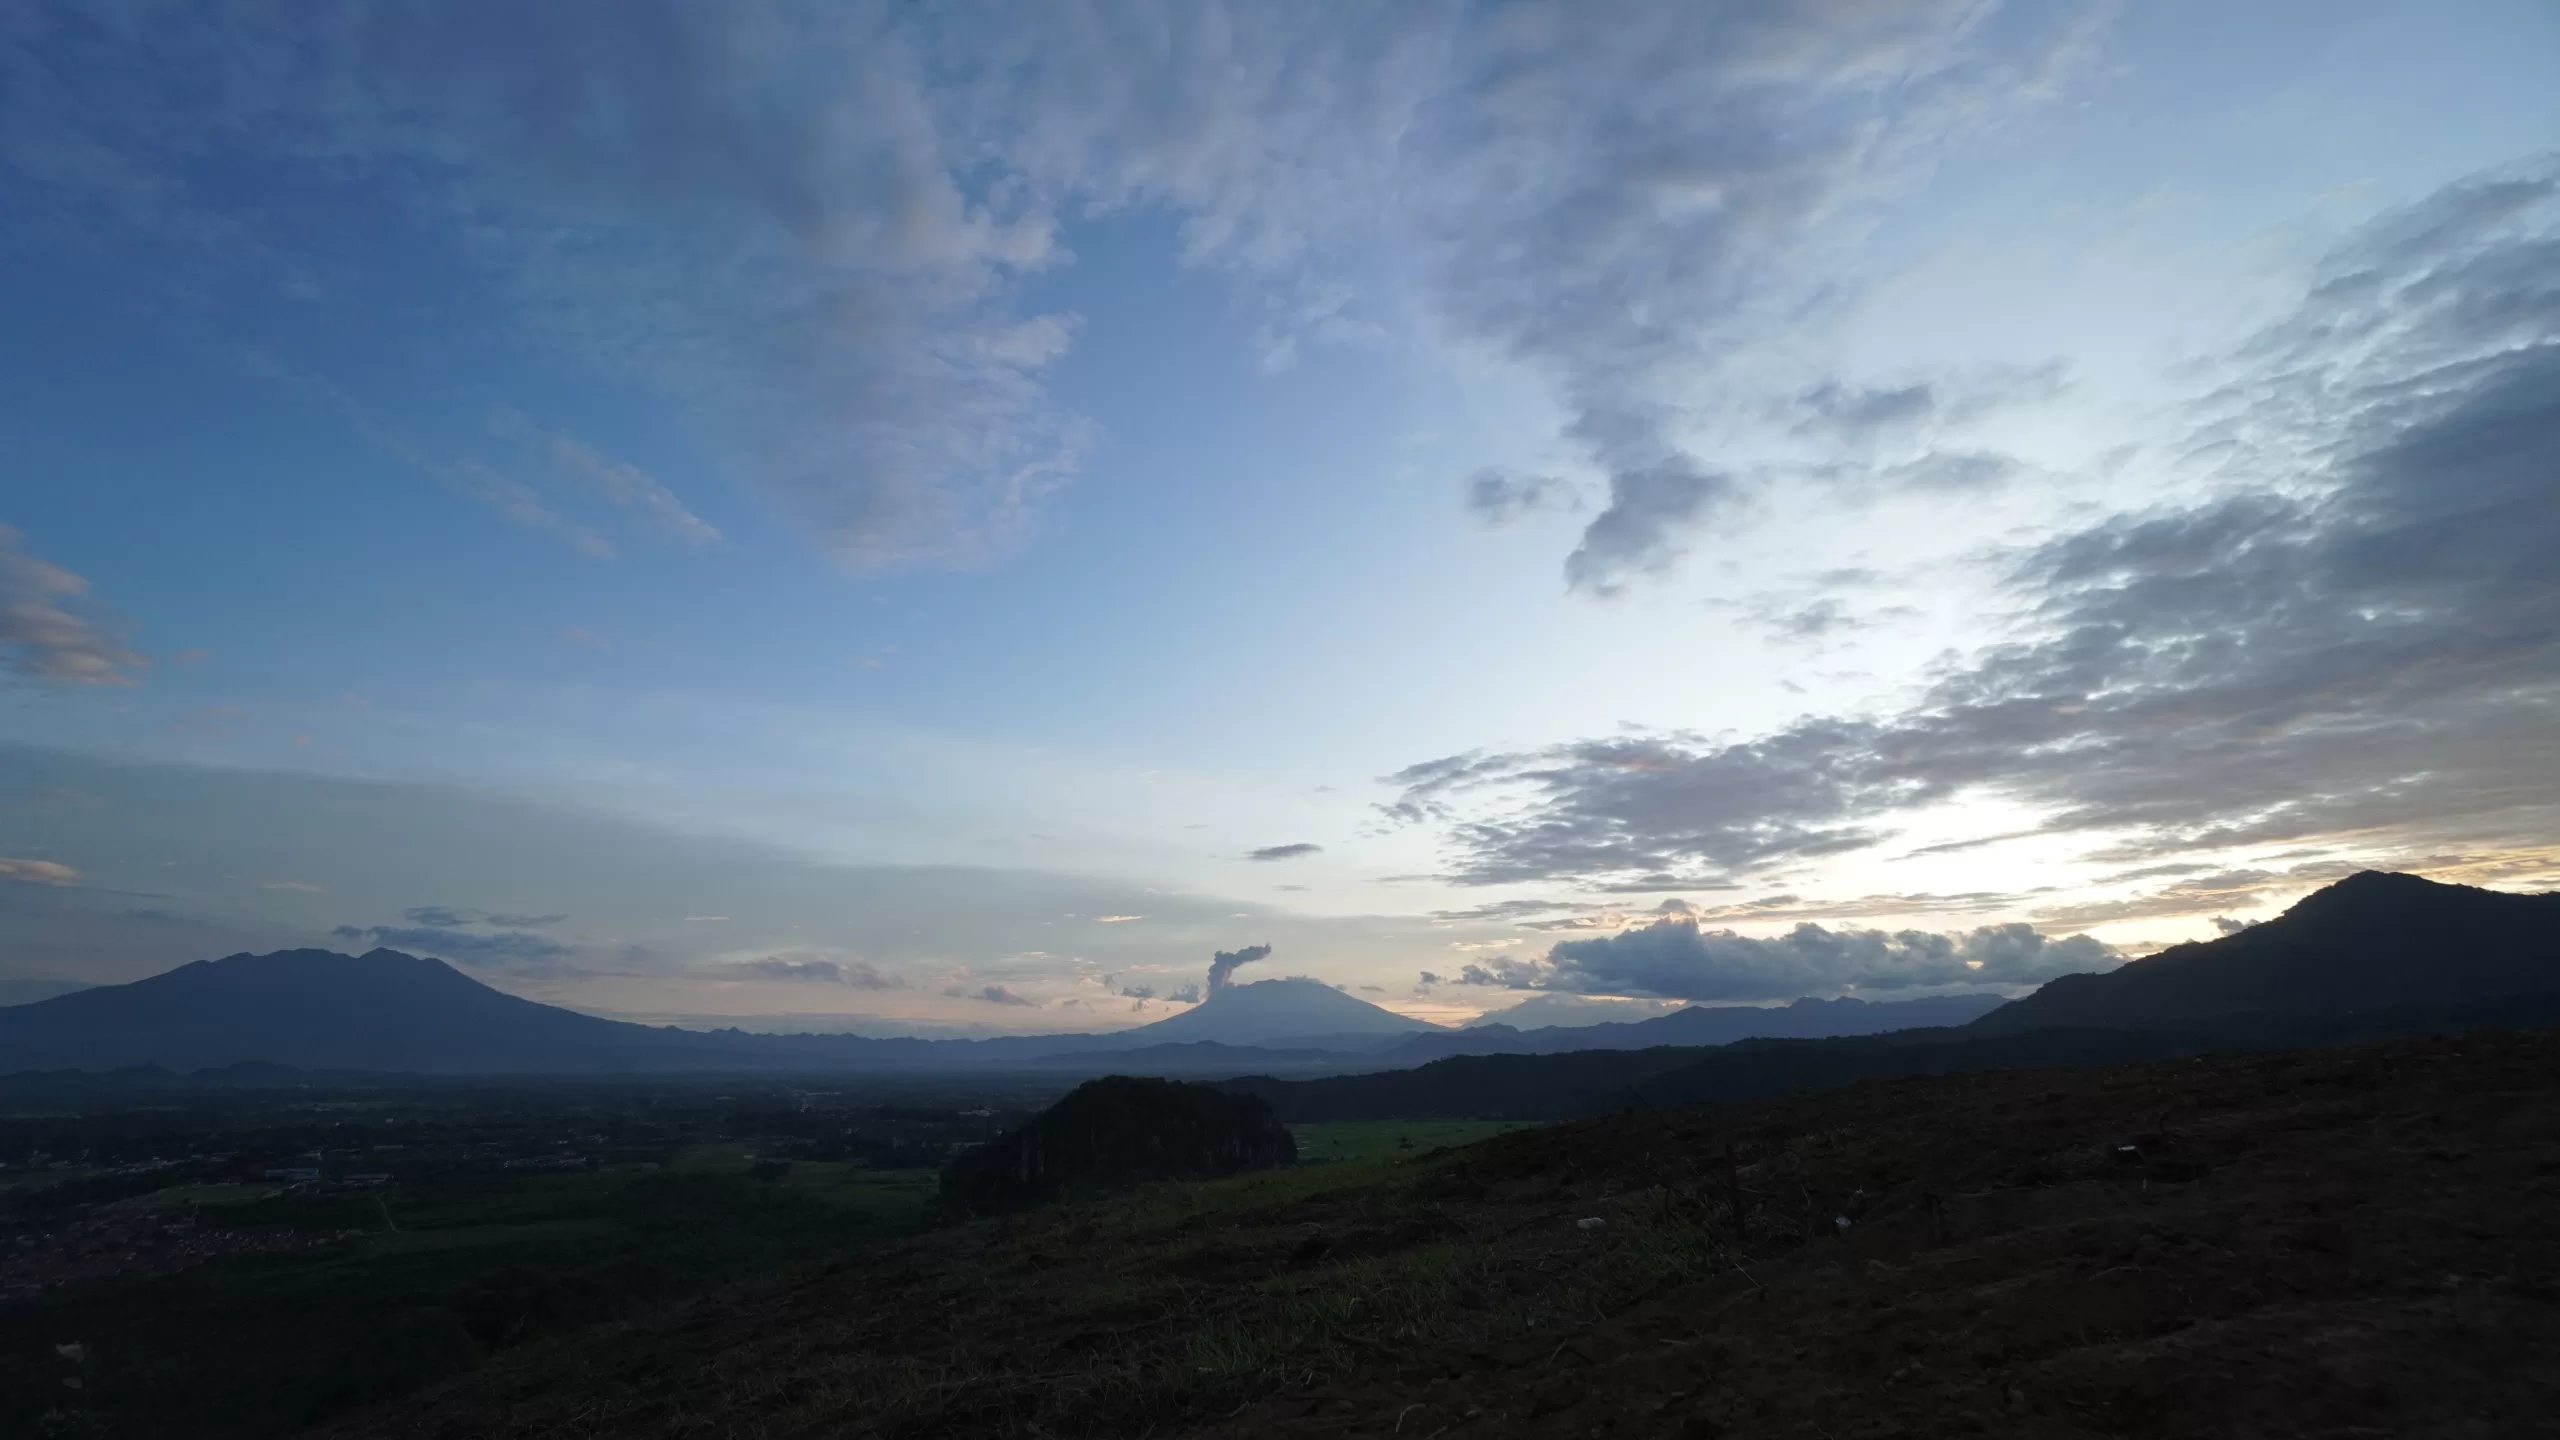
[520,422,720,545]
[1205,943,1272,992]
[0,857,81,886]
[6,5,1080,571]
[1465,470,1577,526]
[1247,843,1322,862]
[1790,362,2065,446]
[402,904,568,929]
[1167,983,1201,1005]
[333,923,573,967]
[1876,448,2022,492]
[1795,381,1936,438]
[731,957,907,988]
[1461,916,2116,1002]
[1428,898,1574,923]
[1,3,2101,579]
[1388,163,2560,895]
[0,526,143,686]
[1756,598,1864,641]
[1117,983,1154,1000]
[1562,458,1736,597]
[945,983,1037,1007]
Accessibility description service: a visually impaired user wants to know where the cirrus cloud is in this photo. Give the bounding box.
[0,857,82,886]
[1,1,2104,579]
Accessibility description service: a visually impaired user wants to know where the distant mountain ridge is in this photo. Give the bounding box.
[1972,870,2560,1033]
[10,874,2543,1078]
[1382,992,2008,1062]
[0,948,2010,1077]
[0,950,1443,1075]
[1231,872,2560,1122]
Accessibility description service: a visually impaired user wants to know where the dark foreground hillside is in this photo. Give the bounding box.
[335,1027,2560,1439]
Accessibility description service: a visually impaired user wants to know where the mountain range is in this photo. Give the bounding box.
[1230,871,2560,1121]
[0,950,2005,1076]
[1379,992,2009,1062]
[4,872,2550,1079]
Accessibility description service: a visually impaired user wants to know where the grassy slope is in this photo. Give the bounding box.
[333,1028,2560,1439]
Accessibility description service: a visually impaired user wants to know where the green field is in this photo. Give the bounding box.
[1288,1118,1534,1164]
[2,1091,1540,1438]
[1,1147,944,1440]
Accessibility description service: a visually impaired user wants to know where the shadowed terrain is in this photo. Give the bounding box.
[938,1075,1297,1215]
[329,1026,2560,1439]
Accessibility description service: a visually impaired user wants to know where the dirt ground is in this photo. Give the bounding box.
[336,1028,2560,1439]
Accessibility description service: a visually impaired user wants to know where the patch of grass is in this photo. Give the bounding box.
[1111,1151,1415,1228]
[104,1181,283,1210]
[1290,1119,1534,1164]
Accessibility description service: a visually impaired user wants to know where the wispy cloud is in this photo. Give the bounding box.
[333,923,572,968]
[731,957,907,988]
[0,526,143,686]
[501,414,720,546]
[1464,470,1578,526]
[1247,843,1322,862]
[942,982,1037,1007]
[402,904,568,929]
[1,2,2103,578]
[0,857,81,886]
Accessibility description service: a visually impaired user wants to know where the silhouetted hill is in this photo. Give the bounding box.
[1232,992,2560,1122]
[1973,870,2560,1033]
[937,1074,1295,1215]
[0,948,697,1073]
[1228,874,2560,1121]
[0,949,1427,1076]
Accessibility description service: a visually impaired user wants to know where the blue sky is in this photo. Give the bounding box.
[3,0,2557,1032]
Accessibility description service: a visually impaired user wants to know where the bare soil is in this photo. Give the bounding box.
[335,1028,2560,1439]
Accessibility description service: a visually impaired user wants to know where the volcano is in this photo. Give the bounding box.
[1118,977,1435,1047]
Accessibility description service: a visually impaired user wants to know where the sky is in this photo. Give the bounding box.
[2,0,2557,1034]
